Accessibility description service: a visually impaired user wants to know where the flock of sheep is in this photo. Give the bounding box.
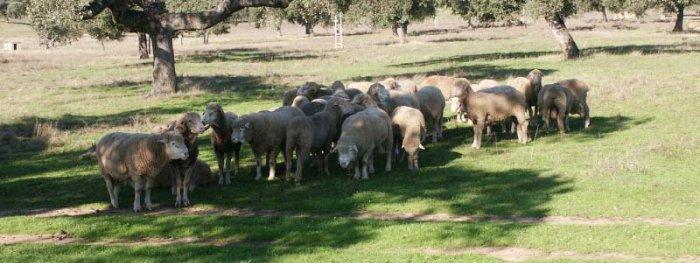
[94,70,591,212]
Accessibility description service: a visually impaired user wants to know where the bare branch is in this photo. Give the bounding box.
[164,0,291,31]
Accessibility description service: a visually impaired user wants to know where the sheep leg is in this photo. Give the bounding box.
[323,150,330,176]
[174,169,183,208]
[437,112,444,139]
[267,151,278,181]
[254,155,263,181]
[518,120,529,144]
[132,176,144,213]
[182,166,193,206]
[367,152,375,174]
[556,110,567,134]
[353,165,361,180]
[144,178,154,211]
[432,120,438,143]
[103,177,118,209]
[542,109,552,133]
[224,154,232,185]
[284,148,293,182]
[216,152,225,185]
[361,154,370,180]
[233,148,241,176]
[472,119,485,149]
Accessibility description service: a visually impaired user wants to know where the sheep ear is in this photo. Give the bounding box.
[419,144,425,150]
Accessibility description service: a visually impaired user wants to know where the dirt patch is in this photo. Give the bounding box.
[2,206,697,226]
[422,246,700,262]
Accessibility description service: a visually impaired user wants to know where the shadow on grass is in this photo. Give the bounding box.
[426,36,512,43]
[351,64,557,82]
[531,115,654,142]
[181,48,323,64]
[391,44,699,68]
[409,28,462,36]
[178,75,294,100]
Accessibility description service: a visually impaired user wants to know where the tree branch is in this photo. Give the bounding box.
[80,0,113,20]
[164,0,291,31]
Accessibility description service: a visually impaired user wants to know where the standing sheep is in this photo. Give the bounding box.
[415,86,446,143]
[538,83,574,133]
[453,80,530,149]
[285,98,353,181]
[96,131,189,212]
[202,103,241,185]
[336,105,393,179]
[381,77,418,94]
[291,95,328,116]
[558,79,591,128]
[231,106,305,181]
[153,112,207,207]
[507,69,543,119]
[367,82,419,114]
[297,82,334,100]
[391,106,426,170]
[155,159,216,191]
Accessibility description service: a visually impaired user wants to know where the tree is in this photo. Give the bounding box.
[525,0,581,59]
[577,0,609,21]
[350,0,436,43]
[625,0,655,23]
[442,0,525,26]
[5,0,26,19]
[28,0,291,95]
[658,0,698,32]
[285,0,333,35]
[249,7,287,35]
[84,10,125,50]
[138,33,150,59]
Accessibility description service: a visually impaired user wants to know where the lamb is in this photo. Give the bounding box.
[155,159,216,190]
[291,95,328,116]
[538,83,574,133]
[231,106,305,181]
[96,131,189,212]
[391,106,426,170]
[558,79,591,128]
[153,112,207,207]
[507,69,543,118]
[285,97,353,181]
[415,86,446,143]
[202,103,241,185]
[453,80,530,149]
[336,105,393,179]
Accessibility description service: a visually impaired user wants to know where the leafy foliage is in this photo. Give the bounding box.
[524,0,578,19]
[349,0,436,28]
[442,0,525,24]
[85,10,125,45]
[5,0,26,19]
[26,0,84,47]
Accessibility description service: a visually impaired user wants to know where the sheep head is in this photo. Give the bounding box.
[336,144,358,169]
[160,132,189,160]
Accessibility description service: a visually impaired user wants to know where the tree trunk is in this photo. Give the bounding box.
[601,8,608,22]
[150,30,177,95]
[397,21,408,44]
[672,4,684,32]
[203,31,209,44]
[138,33,149,59]
[546,15,580,59]
[304,23,314,36]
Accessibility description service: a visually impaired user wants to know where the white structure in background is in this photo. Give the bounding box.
[3,42,19,51]
[334,13,344,49]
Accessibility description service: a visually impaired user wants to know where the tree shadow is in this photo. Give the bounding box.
[351,64,557,83]
[426,36,511,43]
[178,75,296,100]
[532,115,654,142]
[181,48,322,64]
[409,28,462,36]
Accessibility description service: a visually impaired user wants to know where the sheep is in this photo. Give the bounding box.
[538,83,574,133]
[153,112,207,207]
[367,82,419,114]
[453,80,529,149]
[155,159,215,190]
[347,81,374,93]
[202,103,241,185]
[285,97,353,181]
[336,105,393,179]
[381,77,418,94]
[420,75,469,101]
[415,86,446,143]
[558,79,591,128]
[507,69,543,119]
[96,131,189,212]
[291,95,328,116]
[330,80,345,91]
[282,88,298,106]
[231,106,305,181]
[391,106,426,170]
[297,81,334,100]
[452,79,500,123]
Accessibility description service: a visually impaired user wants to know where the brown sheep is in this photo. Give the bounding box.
[330,80,345,91]
[558,79,591,128]
[381,78,418,94]
[453,80,529,149]
[155,159,215,190]
[336,105,393,179]
[153,112,207,207]
[231,106,305,181]
[297,81,334,100]
[507,69,543,118]
[202,103,241,185]
[538,83,574,133]
[285,98,353,181]
[96,131,189,212]
[391,106,426,170]
[282,88,298,106]
[415,86,446,143]
[292,95,328,116]
[367,82,419,114]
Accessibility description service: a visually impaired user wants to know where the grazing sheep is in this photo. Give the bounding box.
[507,69,543,118]
[391,106,426,170]
[415,86,446,143]
[155,159,215,190]
[297,81,334,100]
[153,112,207,207]
[330,80,346,91]
[558,79,591,128]
[336,105,393,179]
[202,103,241,185]
[285,98,353,181]
[292,95,328,116]
[231,106,305,181]
[538,83,574,133]
[453,80,529,149]
[96,131,189,212]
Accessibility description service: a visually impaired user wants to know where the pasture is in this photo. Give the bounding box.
[0,12,699,262]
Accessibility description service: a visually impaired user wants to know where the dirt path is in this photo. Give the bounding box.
[1,234,697,262]
[1,206,697,226]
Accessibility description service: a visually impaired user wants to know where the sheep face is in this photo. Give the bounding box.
[403,144,424,170]
[202,104,222,128]
[368,83,389,103]
[162,133,189,160]
[181,113,207,134]
[297,82,322,98]
[336,144,358,169]
[230,120,251,144]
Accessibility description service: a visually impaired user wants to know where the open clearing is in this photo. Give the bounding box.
[1,11,699,262]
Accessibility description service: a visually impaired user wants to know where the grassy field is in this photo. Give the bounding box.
[0,11,699,262]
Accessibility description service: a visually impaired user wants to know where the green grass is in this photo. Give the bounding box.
[0,17,699,262]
